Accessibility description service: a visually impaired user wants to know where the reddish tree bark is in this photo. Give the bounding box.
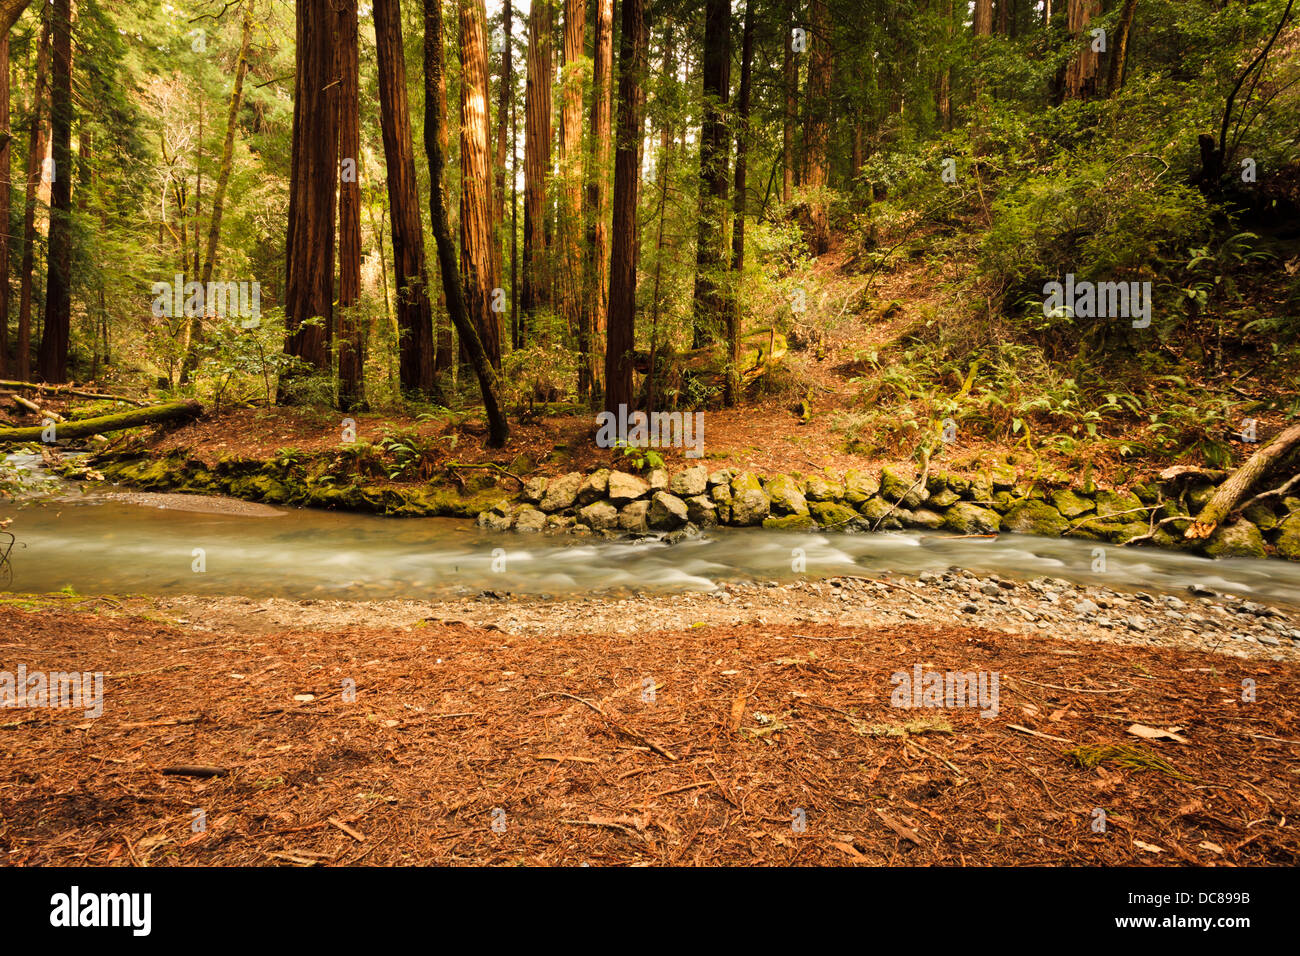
[460,0,501,367]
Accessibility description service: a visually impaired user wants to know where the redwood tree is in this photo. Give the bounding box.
[375,0,436,397]
[38,0,72,383]
[604,0,646,416]
[460,0,501,367]
[803,0,832,256]
[522,0,552,329]
[691,0,731,349]
[582,0,613,403]
[336,0,364,408]
[557,0,586,354]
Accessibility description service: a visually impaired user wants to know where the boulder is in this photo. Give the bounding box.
[1205,520,1267,559]
[1274,513,1300,560]
[764,474,810,515]
[477,510,513,532]
[1001,500,1069,537]
[1050,488,1094,517]
[647,468,670,491]
[521,476,548,503]
[728,472,771,526]
[707,468,734,488]
[763,514,818,531]
[809,500,858,527]
[858,496,902,529]
[670,465,709,497]
[577,500,620,531]
[686,495,719,527]
[539,472,583,512]
[943,503,1001,535]
[991,463,1017,490]
[906,508,946,530]
[843,469,881,505]
[648,491,689,530]
[514,506,546,533]
[607,470,650,501]
[881,465,928,508]
[618,500,651,533]
[803,475,844,502]
[575,468,611,506]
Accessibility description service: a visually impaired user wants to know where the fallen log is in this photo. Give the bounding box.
[0,379,148,406]
[1185,422,1300,539]
[0,400,202,444]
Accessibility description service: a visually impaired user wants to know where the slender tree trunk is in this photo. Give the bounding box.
[559,0,585,386]
[583,0,613,405]
[604,0,646,416]
[521,0,552,332]
[0,32,11,375]
[432,4,453,384]
[494,0,511,330]
[282,0,338,393]
[336,0,364,409]
[803,0,832,256]
[1106,0,1139,96]
[974,0,993,35]
[38,0,71,383]
[375,0,436,397]
[781,0,796,205]
[17,6,50,383]
[1064,0,1102,99]
[182,6,253,386]
[423,0,508,446]
[459,0,501,368]
[691,0,730,350]
[726,0,754,408]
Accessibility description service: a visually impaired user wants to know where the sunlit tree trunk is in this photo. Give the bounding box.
[691,0,730,349]
[38,0,72,383]
[336,0,364,409]
[559,0,586,386]
[522,0,552,333]
[1064,0,1103,99]
[583,0,613,404]
[460,0,501,368]
[16,5,50,382]
[1107,0,1139,96]
[781,0,796,205]
[726,0,755,408]
[803,0,831,256]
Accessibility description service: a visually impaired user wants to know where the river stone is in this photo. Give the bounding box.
[1051,488,1094,517]
[619,500,651,533]
[577,500,619,531]
[1131,481,1162,504]
[991,463,1017,490]
[763,514,818,531]
[1001,500,1069,537]
[990,491,1015,513]
[906,508,946,530]
[804,475,844,502]
[728,472,771,526]
[926,487,959,509]
[1186,482,1216,509]
[708,469,734,488]
[545,514,576,532]
[1242,502,1279,532]
[686,494,718,527]
[844,469,881,505]
[809,500,857,527]
[765,474,809,515]
[943,502,1001,535]
[858,496,902,529]
[648,491,689,530]
[539,472,583,512]
[881,465,927,508]
[607,470,650,501]
[521,476,548,503]
[1275,514,1300,560]
[1205,520,1267,559]
[514,506,546,533]
[575,468,611,506]
[1095,489,1143,519]
[647,468,669,491]
[670,465,709,497]
[478,509,513,532]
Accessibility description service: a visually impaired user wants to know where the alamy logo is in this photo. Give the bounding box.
[1043,274,1152,328]
[151,274,261,328]
[595,404,704,459]
[1,666,103,718]
[890,664,999,718]
[50,886,151,936]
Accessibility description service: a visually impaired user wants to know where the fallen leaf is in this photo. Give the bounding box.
[1127,723,1188,744]
[1134,840,1166,854]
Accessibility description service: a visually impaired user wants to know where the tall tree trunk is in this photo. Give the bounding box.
[375,0,436,397]
[336,0,364,409]
[974,0,993,35]
[804,0,832,256]
[0,31,11,375]
[583,0,613,405]
[38,0,71,383]
[781,0,796,205]
[691,0,730,350]
[460,0,501,368]
[939,0,953,130]
[283,0,338,392]
[521,0,552,332]
[494,1,511,325]
[423,0,508,446]
[16,4,50,382]
[726,0,754,408]
[559,0,585,388]
[432,3,453,383]
[1064,0,1103,99]
[1106,0,1139,96]
[183,6,253,386]
[604,0,646,415]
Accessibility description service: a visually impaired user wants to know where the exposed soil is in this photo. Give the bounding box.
[2,587,1296,867]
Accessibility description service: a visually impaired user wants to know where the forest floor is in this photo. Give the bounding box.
[2,583,1298,867]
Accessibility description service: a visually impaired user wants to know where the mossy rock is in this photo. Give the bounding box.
[1094,488,1144,519]
[844,468,881,504]
[927,486,960,508]
[990,463,1017,490]
[808,500,858,528]
[1185,483,1216,510]
[1204,520,1267,559]
[990,491,1015,513]
[1274,513,1300,560]
[764,474,809,515]
[1001,500,1069,537]
[803,474,844,502]
[1242,502,1279,532]
[942,502,1000,535]
[857,496,902,529]
[1131,481,1162,504]
[763,514,818,532]
[881,465,927,508]
[906,508,946,530]
[728,472,771,526]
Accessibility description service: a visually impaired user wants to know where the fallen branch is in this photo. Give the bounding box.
[0,380,148,406]
[1186,423,1300,539]
[0,400,202,443]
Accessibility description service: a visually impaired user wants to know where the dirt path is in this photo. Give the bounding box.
[2,589,1296,866]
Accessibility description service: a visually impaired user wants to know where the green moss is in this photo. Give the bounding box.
[763,514,818,531]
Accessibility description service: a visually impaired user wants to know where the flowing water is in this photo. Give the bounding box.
[3,455,1299,605]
